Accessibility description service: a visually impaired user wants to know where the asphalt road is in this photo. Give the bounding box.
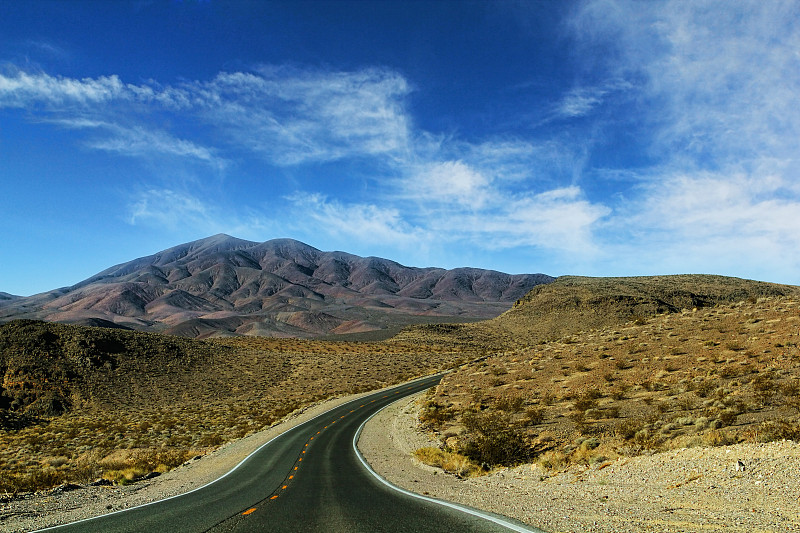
[40,375,540,533]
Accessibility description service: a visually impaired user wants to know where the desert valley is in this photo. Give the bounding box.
[1,236,799,532]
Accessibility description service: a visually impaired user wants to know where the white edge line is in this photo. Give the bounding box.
[352,398,545,533]
[34,373,444,532]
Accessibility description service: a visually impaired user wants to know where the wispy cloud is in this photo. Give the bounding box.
[565,0,800,280]
[0,66,411,167]
[557,87,605,118]
[127,188,282,241]
[52,118,225,169]
[287,194,427,248]
[128,189,215,230]
[196,66,412,164]
[2,63,611,261]
[0,69,128,107]
[554,80,632,119]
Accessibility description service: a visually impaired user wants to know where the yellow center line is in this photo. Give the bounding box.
[270,495,279,500]
[242,508,257,516]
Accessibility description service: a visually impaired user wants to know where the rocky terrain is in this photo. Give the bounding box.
[397,276,800,482]
[0,234,552,339]
[359,392,800,533]
[1,273,798,532]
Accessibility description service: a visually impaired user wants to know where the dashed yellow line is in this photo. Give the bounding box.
[242,508,257,516]
[258,386,421,510]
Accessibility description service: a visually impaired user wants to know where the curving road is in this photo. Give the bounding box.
[39,375,541,533]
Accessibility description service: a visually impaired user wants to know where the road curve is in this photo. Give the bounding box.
[37,375,542,533]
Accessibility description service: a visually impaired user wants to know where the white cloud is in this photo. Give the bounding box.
[1,63,613,267]
[557,87,603,117]
[565,0,800,281]
[127,188,281,241]
[89,126,225,169]
[195,67,412,165]
[128,189,214,230]
[0,66,411,167]
[288,194,426,248]
[52,118,225,169]
[633,172,800,248]
[571,0,800,163]
[0,69,128,107]
[404,160,491,209]
[429,186,610,253]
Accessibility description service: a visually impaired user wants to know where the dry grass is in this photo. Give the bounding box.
[0,321,468,494]
[413,447,481,478]
[418,295,800,472]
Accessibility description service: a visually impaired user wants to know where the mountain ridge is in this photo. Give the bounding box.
[0,234,553,338]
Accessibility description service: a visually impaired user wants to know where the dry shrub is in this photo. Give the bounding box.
[742,420,800,443]
[461,411,531,467]
[96,447,194,484]
[525,406,545,425]
[495,395,525,412]
[413,447,481,477]
[538,450,568,470]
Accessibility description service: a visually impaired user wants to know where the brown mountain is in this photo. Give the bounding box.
[0,234,552,338]
[0,292,21,305]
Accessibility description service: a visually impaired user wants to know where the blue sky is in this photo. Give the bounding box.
[2,0,799,296]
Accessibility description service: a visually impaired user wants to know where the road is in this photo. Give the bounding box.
[40,375,541,533]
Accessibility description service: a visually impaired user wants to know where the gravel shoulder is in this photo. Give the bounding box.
[357,392,800,533]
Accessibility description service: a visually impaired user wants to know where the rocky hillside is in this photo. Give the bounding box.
[0,319,465,492]
[391,274,800,349]
[392,275,800,480]
[0,234,552,339]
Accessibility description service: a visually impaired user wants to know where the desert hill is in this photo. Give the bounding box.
[399,274,800,475]
[0,318,465,492]
[0,234,552,339]
[391,274,800,349]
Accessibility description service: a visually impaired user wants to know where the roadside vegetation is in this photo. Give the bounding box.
[414,295,800,476]
[0,321,467,493]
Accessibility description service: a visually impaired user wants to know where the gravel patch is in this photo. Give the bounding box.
[358,392,800,533]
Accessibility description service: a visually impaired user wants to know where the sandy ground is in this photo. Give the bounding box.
[4,385,800,533]
[357,392,800,533]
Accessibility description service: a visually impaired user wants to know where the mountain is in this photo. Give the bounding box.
[0,292,21,306]
[0,234,553,338]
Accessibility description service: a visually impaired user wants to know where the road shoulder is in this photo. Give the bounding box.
[357,392,800,533]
